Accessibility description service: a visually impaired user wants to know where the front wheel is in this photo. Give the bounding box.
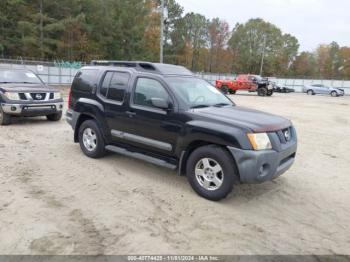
[228,89,236,95]
[78,120,106,158]
[46,112,62,121]
[307,90,314,95]
[186,145,237,201]
[257,87,268,96]
[266,90,273,96]
[0,107,11,126]
[331,91,337,97]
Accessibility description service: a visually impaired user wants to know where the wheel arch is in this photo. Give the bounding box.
[178,140,239,178]
[74,112,110,143]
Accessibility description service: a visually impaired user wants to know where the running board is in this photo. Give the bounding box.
[105,145,177,170]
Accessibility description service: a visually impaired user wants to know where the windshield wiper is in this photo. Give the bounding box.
[213,103,231,107]
[13,82,38,84]
[191,104,210,109]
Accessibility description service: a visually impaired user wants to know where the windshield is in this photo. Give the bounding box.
[252,75,263,81]
[166,77,233,108]
[0,69,43,84]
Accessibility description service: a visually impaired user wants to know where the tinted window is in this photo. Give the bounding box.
[106,72,130,102]
[134,78,169,108]
[72,69,98,93]
[100,72,113,97]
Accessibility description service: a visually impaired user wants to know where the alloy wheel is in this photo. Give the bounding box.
[82,128,97,152]
[195,158,224,191]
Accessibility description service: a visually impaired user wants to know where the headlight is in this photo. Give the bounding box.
[53,92,62,99]
[4,92,20,101]
[247,133,272,150]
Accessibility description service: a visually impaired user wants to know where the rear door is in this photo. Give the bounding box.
[96,70,135,142]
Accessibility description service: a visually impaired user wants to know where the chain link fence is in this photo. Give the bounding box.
[1,58,349,94]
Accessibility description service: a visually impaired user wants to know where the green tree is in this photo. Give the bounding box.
[229,18,299,76]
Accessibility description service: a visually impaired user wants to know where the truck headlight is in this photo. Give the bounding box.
[247,133,272,150]
[4,92,20,101]
[53,92,62,99]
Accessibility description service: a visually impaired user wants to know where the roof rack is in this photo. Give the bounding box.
[91,60,159,72]
[90,60,193,76]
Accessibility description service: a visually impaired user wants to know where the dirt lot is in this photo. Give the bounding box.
[0,92,349,255]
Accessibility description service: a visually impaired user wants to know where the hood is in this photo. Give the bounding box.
[0,83,55,93]
[190,105,291,133]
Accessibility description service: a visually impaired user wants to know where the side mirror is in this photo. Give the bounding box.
[151,98,170,109]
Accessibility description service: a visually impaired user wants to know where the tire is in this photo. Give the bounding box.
[46,111,62,121]
[186,145,237,201]
[221,85,228,95]
[266,90,273,96]
[331,91,337,97]
[0,107,11,126]
[78,120,106,158]
[307,90,314,95]
[257,87,268,96]
[228,90,236,95]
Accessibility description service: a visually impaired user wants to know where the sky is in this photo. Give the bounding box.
[175,0,350,52]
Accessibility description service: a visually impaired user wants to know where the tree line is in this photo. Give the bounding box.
[0,0,349,79]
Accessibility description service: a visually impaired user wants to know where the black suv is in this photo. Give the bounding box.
[66,61,297,201]
[0,68,64,125]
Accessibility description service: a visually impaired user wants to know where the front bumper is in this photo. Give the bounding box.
[228,142,297,184]
[1,101,64,116]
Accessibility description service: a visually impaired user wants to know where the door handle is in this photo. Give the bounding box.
[126,111,136,117]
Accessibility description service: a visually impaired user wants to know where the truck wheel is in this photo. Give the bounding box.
[257,87,267,96]
[228,90,236,95]
[78,120,106,158]
[221,85,228,94]
[331,91,337,97]
[0,107,11,126]
[186,145,237,201]
[46,112,62,121]
[266,90,273,96]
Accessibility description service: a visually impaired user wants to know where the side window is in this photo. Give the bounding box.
[107,72,130,102]
[72,69,98,93]
[100,72,113,97]
[133,78,170,108]
[99,71,130,102]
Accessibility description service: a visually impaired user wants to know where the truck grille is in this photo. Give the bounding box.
[276,127,292,144]
[30,93,47,100]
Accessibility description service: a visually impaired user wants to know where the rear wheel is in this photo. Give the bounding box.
[266,90,273,96]
[331,91,337,97]
[186,145,237,201]
[221,85,228,94]
[0,107,11,126]
[78,120,106,158]
[228,89,236,95]
[257,87,268,96]
[46,112,62,121]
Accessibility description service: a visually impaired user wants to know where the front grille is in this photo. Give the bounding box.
[19,93,27,100]
[30,93,46,100]
[276,127,292,144]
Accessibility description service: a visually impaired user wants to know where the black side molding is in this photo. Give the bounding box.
[105,145,177,170]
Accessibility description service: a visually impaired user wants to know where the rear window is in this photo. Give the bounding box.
[72,69,98,93]
[99,71,130,102]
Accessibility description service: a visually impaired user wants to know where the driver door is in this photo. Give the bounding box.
[124,77,181,156]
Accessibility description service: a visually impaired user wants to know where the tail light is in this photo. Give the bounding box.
[67,89,72,109]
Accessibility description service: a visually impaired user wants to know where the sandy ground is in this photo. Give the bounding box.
[0,92,349,255]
